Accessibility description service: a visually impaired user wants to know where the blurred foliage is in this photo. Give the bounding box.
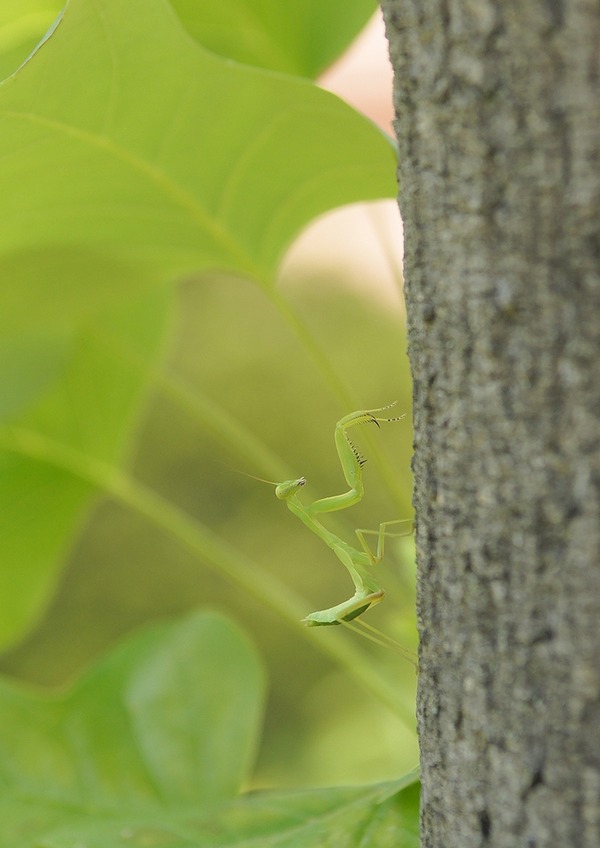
[0,0,378,81]
[0,609,420,845]
[169,0,379,77]
[0,0,417,818]
[0,0,396,652]
[2,266,417,788]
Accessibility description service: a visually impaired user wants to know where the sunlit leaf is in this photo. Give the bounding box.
[0,0,396,336]
[0,0,377,82]
[0,0,396,650]
[0,0,61,80]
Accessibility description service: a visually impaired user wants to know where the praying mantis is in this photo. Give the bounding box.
[274,404,408,627]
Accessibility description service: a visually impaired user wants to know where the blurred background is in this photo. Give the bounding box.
[0,9,417,789]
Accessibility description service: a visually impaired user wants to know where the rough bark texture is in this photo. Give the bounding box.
[380,2,600,846]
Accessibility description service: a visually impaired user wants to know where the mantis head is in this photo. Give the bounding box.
[226,467,307,500]
[275,477,306,500]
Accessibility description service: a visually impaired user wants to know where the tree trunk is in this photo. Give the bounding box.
[380,2,600,846]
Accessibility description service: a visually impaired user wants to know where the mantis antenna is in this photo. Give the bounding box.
[273,404,410,627]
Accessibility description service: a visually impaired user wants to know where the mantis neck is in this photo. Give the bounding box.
[285,494,346,551]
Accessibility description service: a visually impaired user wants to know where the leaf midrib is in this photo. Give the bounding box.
[1,108,266,282]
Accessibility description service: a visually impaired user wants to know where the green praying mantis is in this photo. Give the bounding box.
[273,403,409,627]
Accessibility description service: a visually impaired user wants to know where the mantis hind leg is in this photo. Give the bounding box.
[355,518,414,565]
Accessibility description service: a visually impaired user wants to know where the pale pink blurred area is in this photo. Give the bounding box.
[278,11,404,311]
[319,10,395,135]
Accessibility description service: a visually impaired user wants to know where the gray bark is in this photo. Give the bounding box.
[380,2,600,846]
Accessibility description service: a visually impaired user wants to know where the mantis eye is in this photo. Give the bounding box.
[275,477,306,499]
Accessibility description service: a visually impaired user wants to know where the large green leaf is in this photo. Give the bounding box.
[0,328,72,421]
[0,611,418,846]
[0,288,172,650]
[0,612,266,821]
[0,0,396,652]
[0,1,377,82]
[170,0,378,77]
[5,781,420,847]
[0,0,61,80]
[0,0,396,336]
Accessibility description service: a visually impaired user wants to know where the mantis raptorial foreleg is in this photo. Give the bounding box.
[272,404,408,626]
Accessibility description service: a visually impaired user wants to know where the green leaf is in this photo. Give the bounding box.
[0,247,168,340]
[0,0,396,653]
[0,1,377,83]
[0,608,419,845]
[0,0,396,334]
[170,0,378,77]
[0,599,418,848]
[0,0,61,80]
[0,329,72,422]
[0,611,266,827]
[7,782,421,847]
[0,288,172,650]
